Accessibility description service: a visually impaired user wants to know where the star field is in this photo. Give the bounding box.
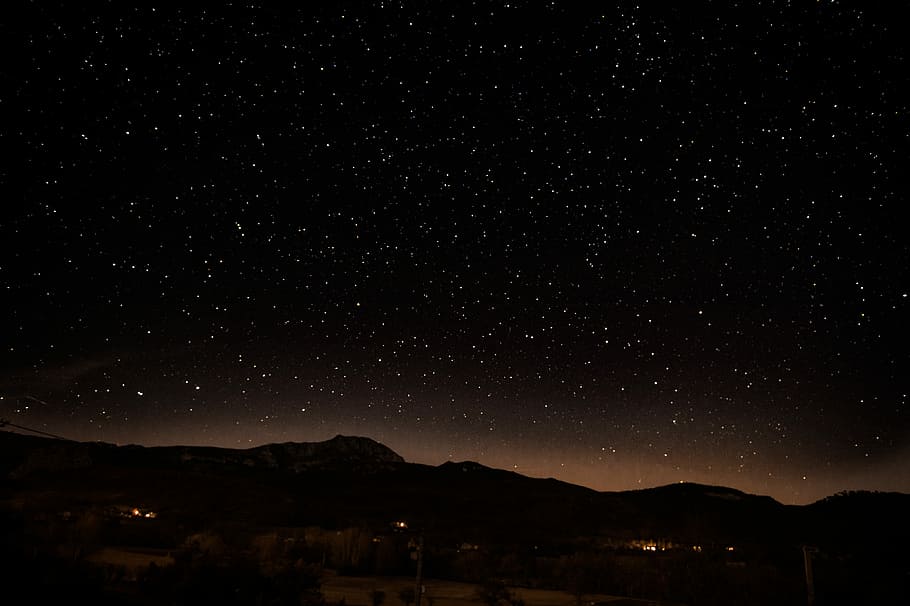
[2,2,908,504]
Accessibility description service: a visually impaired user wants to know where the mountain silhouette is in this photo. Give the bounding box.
[1,430,907,550]
[3,430,910,605]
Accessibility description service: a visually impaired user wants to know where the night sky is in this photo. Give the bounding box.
[3,2,908,505]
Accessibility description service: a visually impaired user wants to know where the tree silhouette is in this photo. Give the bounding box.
[398,587,416,606]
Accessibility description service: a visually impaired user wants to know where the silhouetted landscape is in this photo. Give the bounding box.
[1,431,907,605]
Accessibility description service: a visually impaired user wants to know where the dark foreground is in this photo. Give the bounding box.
[1,431,907,605]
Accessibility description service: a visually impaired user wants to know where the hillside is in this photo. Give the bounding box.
[1,430,908,605]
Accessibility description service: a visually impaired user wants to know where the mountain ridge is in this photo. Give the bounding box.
[0,431,405,478]
[3,430,908,604]
[4,429,908,507]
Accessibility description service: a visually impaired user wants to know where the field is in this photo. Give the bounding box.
[321,572,661,606]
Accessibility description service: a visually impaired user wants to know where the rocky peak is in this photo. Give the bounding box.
[247,435,404,471]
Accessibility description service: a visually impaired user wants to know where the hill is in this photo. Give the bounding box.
[1,430,908,605]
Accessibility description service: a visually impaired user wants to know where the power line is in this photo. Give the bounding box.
[0,419,68,441]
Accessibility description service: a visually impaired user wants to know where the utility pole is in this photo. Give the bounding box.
[802,545,817,606]
[414,534,424,606]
